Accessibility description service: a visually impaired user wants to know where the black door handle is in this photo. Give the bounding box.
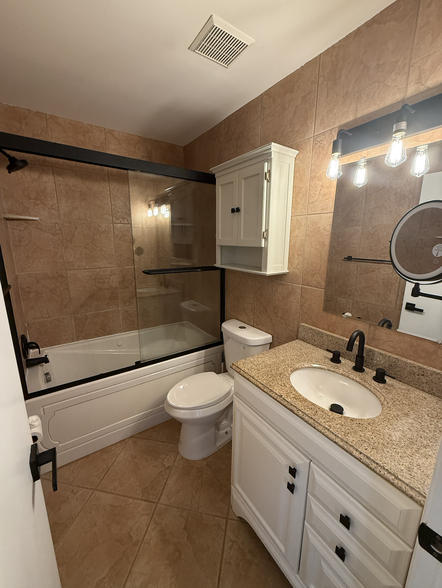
[30,443,57,492]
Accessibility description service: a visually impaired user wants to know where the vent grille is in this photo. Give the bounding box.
[189,15,254,68]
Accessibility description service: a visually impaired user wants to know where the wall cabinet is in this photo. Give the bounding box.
[231,374,422,588]
[211,143,297,275]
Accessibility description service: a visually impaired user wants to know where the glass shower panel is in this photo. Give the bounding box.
[128,171,221,363]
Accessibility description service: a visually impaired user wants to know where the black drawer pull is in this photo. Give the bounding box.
[287,482,295,494]
[340,514,351,530]
[335,546,346,562]
[231,208,235,213]
[288,466,297,479]
[235,207,241,212]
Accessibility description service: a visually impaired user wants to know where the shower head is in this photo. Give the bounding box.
[0,148,29,173]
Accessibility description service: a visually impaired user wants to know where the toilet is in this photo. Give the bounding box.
[165,319,272,460]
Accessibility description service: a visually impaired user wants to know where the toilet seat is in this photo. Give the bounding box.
[167,372,232,410]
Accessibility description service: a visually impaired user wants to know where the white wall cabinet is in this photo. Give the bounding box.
[231,374,422,588]
[211,143,297,275]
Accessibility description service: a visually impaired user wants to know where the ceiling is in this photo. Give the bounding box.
[0,0,395,146]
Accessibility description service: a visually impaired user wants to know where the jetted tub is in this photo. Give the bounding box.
[25,322,222,468]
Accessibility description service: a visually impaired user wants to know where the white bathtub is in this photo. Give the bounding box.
[25,323,222,468]
[26,321,218,393]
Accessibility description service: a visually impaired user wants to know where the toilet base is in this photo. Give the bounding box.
[178,406,232,460]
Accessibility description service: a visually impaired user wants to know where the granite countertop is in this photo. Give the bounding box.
[232,340,442,506]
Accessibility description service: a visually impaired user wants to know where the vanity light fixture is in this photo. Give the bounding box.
[353,158,368,188]
[384,104,415,168]
[147,204,153,217]
[164,208,170,218]
[153,204,159,216]
[326,129,352,181]
[410,144,430,177]
[160,204,167,215]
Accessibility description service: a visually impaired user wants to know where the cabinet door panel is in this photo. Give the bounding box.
[237,161,267,247]
[232,397,309,568]
[217,171,237,245]
[300,524,365,588]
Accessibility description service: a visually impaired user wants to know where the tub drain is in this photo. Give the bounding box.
[330,403,344,415]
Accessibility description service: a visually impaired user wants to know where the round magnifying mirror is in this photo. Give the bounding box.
[390,200,442,283]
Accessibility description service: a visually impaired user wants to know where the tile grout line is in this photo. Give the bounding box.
[51,485,96,551]
[216,515,229,588]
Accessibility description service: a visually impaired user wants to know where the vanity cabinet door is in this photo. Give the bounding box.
[232,397,310,569]
[216,170,238,245]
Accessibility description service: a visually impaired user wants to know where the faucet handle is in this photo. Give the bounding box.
[373,368,387,384]
[326,349,341,364]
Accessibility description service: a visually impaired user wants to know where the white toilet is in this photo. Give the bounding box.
[165,319,272,460]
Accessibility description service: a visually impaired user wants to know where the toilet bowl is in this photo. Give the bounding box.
[165,319,272,460]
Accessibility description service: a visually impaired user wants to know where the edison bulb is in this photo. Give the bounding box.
[353,158,368,188]
[153,205,159,216]
[410,145,430,177]
[385,132,407,167]
[326,153,342,181]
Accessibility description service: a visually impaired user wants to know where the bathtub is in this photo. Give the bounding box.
[25,322,222,468]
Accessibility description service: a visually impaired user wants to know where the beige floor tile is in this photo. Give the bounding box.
[219,520,292,588]
[160,443,231,517]
[44,439,128,489]
[135,419,181,445]
[55,491,154,588]
[42,480,92,546]
[98,438,177,501]
[125,505,226,588]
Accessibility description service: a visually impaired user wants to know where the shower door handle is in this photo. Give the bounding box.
[30,443,58,492]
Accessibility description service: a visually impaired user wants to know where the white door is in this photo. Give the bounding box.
[216,170,238,246]
[237,161,267,247]
[0,294,61,587]
[406,438,442,587]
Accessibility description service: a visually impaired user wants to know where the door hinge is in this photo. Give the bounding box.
[262,229,268,240]
[264,170,271,182]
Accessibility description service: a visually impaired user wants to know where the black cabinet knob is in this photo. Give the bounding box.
[335,546,346,562]
[287,482,295,494]
[288,466,297,479]
[231,208,235,213]
[339,514,351,530]
[235,207,241,212]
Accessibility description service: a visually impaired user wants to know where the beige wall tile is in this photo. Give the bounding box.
[261,57,319,147]
[220,97,262,163]
[291,138,313,216]
[118,266,136,308]
[1,164,59,221]
[54,168,112,223]
[315,0,418,134]
[225,270,255,325]
[307,128,338,214]
[151,140,184,167]
[62,222,115,269]
[0,102,48,138]
[121,306,138,332]
[352,301,397,328]
[254,278,301,343]
[183,122,224,173]
[277,215,306,285]
[303,213,333,288]
[47,115,106,151]
[114,223,134,266]
[109,171,131,224]
[73,308,121,340]
[55,491,154,588]
[18,271,72,321]
[9,221,65,273]
[105,129,152,160]
[407,0,442,97]
[353,264,400,308]
[27,315,75,347]
[0,217,16,278]
[68,268,119,314]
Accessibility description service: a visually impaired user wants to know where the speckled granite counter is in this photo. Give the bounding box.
[232,340,442,506]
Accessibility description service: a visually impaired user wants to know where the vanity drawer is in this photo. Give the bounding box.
[308,464,412,584]
[299,523,365,588]
[305,495,402,588]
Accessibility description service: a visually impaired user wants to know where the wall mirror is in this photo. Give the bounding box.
[324,135,442,343]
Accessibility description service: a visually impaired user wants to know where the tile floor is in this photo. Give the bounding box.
[42,419,291,588]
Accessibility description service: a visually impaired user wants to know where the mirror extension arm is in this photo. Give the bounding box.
[411,283,442,302]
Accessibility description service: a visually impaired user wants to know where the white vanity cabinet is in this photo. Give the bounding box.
[211,143,297,275]
[231,374,423,588]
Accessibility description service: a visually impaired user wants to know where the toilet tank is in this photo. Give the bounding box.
[221,319,272,377]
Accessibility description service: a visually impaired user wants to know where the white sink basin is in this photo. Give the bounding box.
[290,367,382,419]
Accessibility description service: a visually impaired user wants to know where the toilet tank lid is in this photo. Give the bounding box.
[221,320,272,345]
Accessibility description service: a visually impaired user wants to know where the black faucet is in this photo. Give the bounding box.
[346,330,365,372]
[26,355,50,368]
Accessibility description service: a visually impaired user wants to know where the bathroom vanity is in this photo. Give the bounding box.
[231,339,442,588]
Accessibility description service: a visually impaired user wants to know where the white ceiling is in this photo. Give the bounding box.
[0,0,395,146]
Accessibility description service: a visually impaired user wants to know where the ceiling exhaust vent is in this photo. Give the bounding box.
[189,15,254,68]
